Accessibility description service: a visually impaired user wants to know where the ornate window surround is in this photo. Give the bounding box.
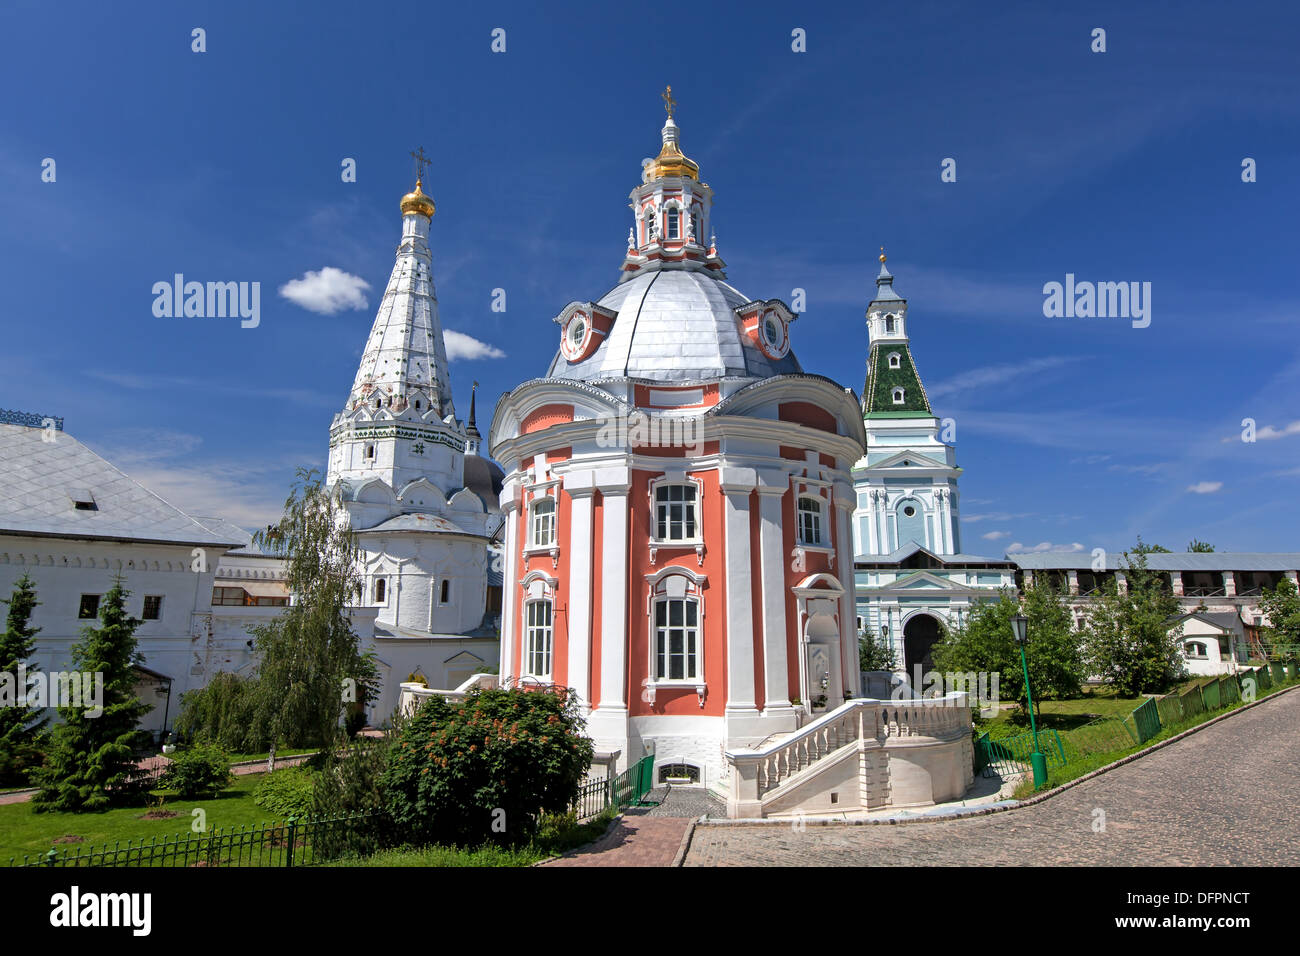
[522,480,561,568]
[642,565,708,707]
[647,472,705,567]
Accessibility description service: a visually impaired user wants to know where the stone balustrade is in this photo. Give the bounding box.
[725,693,972,818]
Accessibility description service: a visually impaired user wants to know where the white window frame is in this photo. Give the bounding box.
[524,598,554,680]
[654,595,699,682]
[373,576,388,605]
[892,387,905,404]
[797,495,825,546]
[648,475,704,566]
[643,567,708,706]
[887,351,901,369]
[528,495,557,549]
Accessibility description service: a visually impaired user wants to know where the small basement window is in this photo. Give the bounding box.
[658,762,700,784]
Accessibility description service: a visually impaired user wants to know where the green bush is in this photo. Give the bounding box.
[253,766,316,818]
[159,744,234,798]
[383,687,593,847]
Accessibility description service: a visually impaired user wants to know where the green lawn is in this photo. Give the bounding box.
[977,686,1144,737]
[224,747,320,764]
[0,773,278,864]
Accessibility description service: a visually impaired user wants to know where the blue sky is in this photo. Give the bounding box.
[3,0,1298,553]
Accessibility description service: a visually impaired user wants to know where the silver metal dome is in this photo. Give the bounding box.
[544,269,802,384]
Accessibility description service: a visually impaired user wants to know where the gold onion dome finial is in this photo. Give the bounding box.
[879,246,887,264]
[646,85,700,181]
[401,147,436,217]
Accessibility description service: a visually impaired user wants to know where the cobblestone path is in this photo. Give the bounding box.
[544,786,724,867]
[685,687,1300,867]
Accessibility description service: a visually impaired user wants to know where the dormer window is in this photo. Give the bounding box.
[374,396,381,408]
[71,489,97,511]
[892,388,906,404]
[888,352,901,369]
[569,316,587,348]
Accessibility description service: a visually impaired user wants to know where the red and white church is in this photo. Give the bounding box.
[487,93,870,788]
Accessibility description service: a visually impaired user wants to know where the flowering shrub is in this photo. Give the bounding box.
[382,687,593,846]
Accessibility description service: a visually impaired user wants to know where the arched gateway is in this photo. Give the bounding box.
[903,612,942,678]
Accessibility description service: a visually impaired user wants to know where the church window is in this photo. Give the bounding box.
[797,496,824,546]
[643,206,657,242]
[666,208,680,240]
[569,316,587,349]
[888,352,901,369]
[525,599,553,678]
[530,497,557,548]
[654,484,698,542]
[690,212,700,241]
[440,579,450,604]
[365,444,375,459]
[78,594,101,619]
[414,399,421,410]
[374,396,381,408]
[764,315,780,348]
[892,388,905,404]
[654,596,699,681]
[903,505,916,517]
[142,595,163,620]
[373,578,386,604]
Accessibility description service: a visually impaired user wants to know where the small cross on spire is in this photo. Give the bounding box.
[662,85,677,118]
[410,146,433,183]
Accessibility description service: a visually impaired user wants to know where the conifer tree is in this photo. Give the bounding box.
[32,578,152,812]
[0,575,47,785]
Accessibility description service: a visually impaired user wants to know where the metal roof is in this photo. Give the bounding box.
[545,269,802,383]
[1010,552,1300,572]
[0,424,243,548]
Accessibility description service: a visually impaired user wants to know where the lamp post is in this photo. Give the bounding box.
[1011,613,1048,789]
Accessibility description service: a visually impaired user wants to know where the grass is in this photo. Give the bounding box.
[1008,677,1299,799]
[0,772,277,864]
[977,685,1144,737]
[323,807,620,868]
[223,746,319,764]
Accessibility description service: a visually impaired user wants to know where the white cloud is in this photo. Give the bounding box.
[279,267,370,314]
[1187,481,1223,494]
[928,355,1085,401]
[981,531,1011,541]
[444,330,505,361]
[1006,541,1085,554]
[1220,420,1300,443]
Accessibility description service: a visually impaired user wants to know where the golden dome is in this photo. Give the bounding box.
[647,139,700,181]
[400,179,435,218]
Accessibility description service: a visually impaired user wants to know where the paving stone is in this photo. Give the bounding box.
[684,689,1300,867]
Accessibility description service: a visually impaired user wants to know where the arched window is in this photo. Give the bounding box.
[643,206,657,243]
[654,484,697,542]
[364,443,375,459]
[666,207,680,239]
[374,396,381,408]
[440,579,450,604]
[654,595,699,680]
[892,388,905,404]
[414,399,421,410]
[1185,641,1208,659]
[525,599,553,678]
[530,497,556,548]
[690,212,700,241]
[373,578,386,604]
[888,352,901,369]
[797,496,823,546]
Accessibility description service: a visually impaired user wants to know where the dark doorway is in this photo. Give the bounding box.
[903,614,942,677]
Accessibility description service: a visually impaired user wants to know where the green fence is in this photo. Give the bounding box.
[10,810,382,868]
[978,728,1067,779]
[1128,697,1162,744]
[1200,678,1222,712]
[609,754,657,809]
[1069,714,1138,756]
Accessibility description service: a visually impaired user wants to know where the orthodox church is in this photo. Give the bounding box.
[487,92,865,787]
[325,171,505,719]
[848,262,1017,679]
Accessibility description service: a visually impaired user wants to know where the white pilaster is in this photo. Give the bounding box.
[721,468,760,735]
[756,474,794,720]
[498,494,520,684]
[587,467,631,763]
[565,473,596,711]
[834,481,860,699]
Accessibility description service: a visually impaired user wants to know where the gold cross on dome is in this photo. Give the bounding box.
[662,85,676,118]
[410,146,432,182]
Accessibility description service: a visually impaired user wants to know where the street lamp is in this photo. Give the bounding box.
[1011,613,1048,789]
